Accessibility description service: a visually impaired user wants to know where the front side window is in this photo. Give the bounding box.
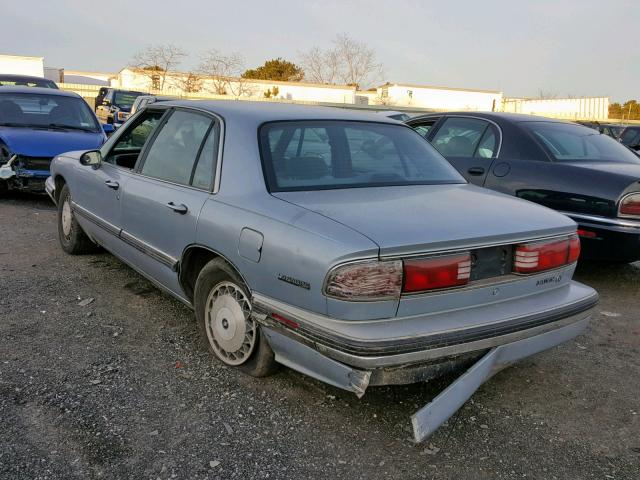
[191,128,219,190]
[140,110,213,186]
[431,117,492,158]
[0,92,100,131]
[103,110,164,168]
[259,121,464,192]
[524,122,640,163]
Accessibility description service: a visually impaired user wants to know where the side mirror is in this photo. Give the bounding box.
[102,123,115,135]
[80,150,102,169]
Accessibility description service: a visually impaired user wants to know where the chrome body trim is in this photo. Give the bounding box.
[71,201,178,270]
[120,230,178,270]
[72,201,121,237]
[560,211,640,229]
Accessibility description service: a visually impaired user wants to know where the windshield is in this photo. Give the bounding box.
[114,91,144,108]
[523,121,640,163]
[259,120,465,192]
[0,92,100,132]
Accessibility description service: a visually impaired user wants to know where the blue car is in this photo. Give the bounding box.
[0,86,113,193]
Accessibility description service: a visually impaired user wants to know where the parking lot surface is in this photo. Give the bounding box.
[1,194,639,480]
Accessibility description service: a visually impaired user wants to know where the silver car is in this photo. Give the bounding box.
[46,101,598,442]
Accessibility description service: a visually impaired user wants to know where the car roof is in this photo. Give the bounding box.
[158,99,400,126]
[410,111,570,124]
[0,85,81,97]
[0,74,53,81]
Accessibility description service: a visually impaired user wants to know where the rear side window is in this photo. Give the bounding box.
[524,122,640,163]
[259,120,464,192]
[431,117,494,158]
[410,119,438,138]
[140,110,213,185]
[191,128,218,190]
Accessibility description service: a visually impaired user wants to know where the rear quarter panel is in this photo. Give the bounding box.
[195,193,384,317]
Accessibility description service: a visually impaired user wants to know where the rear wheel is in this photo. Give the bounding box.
[194,258,277,377]
[57,184,98,254]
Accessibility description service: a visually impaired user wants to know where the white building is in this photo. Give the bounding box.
[62,70,115,86]
[112,68,357,104]
[377,83,503,112]
[0,54,45,77]
[502,97,610,121]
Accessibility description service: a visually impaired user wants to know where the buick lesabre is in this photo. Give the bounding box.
[46,101,598,441]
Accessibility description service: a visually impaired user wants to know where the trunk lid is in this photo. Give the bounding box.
[273,184,576,257]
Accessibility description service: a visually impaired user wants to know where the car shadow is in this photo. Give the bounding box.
[574,259,640,286]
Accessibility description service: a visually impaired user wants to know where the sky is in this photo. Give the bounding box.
[2,0,638,102]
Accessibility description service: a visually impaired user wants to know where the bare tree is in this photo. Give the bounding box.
[537,89,558,100]
[300,34,383,88]
[198,50,251,97]
[299,46,338,84]
[171,72,203,94]
[131,44,187,91]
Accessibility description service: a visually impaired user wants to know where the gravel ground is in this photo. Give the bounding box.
[1,194,639,480]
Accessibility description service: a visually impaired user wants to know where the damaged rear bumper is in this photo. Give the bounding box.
[252,283,596,441]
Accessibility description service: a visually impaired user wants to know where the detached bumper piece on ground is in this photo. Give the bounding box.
[254,282,597,442]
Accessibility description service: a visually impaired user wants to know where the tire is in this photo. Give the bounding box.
[194,258,278,377]
[57,184,99,255]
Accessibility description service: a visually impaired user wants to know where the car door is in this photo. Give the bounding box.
[119,108,219,297]
[427,116,500,186]
[71,109,165,256]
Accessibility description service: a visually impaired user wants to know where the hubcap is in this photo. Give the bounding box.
[61,197,73,238]
[204,281,256,366]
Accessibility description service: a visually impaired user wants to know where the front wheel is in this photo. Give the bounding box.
[194,258,277,377]
[57,184,98,254]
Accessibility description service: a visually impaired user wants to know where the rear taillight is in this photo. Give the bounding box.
[403,253,471,293]
[514,234,580,274]
[619,193,640,217]
[324,260,402,300]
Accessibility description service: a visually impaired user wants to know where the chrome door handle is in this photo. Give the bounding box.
[166,202,188,214]
[104,180,120,190]
[468,167,485,176]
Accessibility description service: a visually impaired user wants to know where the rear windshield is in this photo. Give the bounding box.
[259,120,465,192]
[523,121,640,163]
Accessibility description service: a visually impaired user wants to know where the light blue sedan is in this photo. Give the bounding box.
[46,101,598,442]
